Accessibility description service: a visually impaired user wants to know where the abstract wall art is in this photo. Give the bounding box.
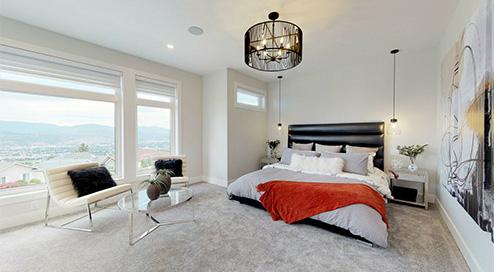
[440,0,494,242]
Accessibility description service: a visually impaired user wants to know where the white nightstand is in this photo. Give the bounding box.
[390,168,429,209]
[260,156,279,169]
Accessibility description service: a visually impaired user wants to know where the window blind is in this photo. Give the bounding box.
[136,76,176,102]
[0,45,122,94]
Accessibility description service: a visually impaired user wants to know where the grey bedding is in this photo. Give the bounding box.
[226,167,389,247]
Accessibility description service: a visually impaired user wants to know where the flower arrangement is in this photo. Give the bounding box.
[397,144,427,172]
[397,144,428,162]
[266,140,281,158]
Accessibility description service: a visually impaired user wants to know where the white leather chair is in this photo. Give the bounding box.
[150,155,190,187]
[44,162,132,232]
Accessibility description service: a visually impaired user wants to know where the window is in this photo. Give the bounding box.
[136,76,176,173]
[0,45,121,191]
[0,44,181,195]
[235,85,265,110]
[22,173,30,181]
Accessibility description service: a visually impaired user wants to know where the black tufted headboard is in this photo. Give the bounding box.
[288,122,385,171]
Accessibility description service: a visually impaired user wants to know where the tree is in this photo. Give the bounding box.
[77,143,89,152]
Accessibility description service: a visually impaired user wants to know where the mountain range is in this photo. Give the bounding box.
[0,121,169,146]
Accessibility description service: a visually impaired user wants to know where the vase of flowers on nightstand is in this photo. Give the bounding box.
[266,140,281,159]
[397,144,428,172]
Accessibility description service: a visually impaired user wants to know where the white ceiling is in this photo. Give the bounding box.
[0,0,458,82]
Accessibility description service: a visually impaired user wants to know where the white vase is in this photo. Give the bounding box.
[408,157,418,172]
[408,163,418,172]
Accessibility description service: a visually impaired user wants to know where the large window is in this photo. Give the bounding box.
[235,85,265,110]
[0,45,121,191]
[0,45,181,194]
[136,76,176,174]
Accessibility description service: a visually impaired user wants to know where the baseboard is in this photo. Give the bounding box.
[436,197,482,272]
[189,176,204,184]
[204,176,228,187]
[0,202,85,231]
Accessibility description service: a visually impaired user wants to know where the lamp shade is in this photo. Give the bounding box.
[244,12,302,72]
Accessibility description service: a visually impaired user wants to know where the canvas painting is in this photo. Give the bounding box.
[440,0,494,242]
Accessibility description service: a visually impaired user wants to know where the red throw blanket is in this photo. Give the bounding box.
[257,181,387,225]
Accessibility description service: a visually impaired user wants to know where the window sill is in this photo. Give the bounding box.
[234,102,266,112]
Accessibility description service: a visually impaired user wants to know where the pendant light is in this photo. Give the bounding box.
[245,12,303,72]
[388,49,401,135]
[277,75,283,131]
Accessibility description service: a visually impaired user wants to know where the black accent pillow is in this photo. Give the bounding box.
[154,159,183,177]
[68,166,117,197]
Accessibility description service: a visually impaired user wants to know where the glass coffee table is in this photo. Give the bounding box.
[118,186,194,245]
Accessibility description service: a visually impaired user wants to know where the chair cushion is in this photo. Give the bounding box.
[68,166,116,197]
[62,184,132,207]
[155,159,183,177]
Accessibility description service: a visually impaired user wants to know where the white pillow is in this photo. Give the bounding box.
[315,143,342,153]
[292,142,313,151]
[367,153,376,174]
[318,157,344,175]
[289,153,306,170]
[302,156,320,173]
[290,154,344,175]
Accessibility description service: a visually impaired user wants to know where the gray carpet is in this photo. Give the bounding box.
[0,183,468,272]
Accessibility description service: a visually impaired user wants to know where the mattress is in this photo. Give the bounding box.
[226,165,390,247]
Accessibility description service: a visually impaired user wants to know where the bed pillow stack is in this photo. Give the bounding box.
[279,148,319,165]
[289,153,344,175]
[280,144,379,176]
[320,152,369,176]
[345,145,378,174]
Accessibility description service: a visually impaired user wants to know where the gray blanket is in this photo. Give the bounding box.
[226,167,388,247]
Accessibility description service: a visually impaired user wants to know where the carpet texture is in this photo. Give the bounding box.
[0,183,468,272]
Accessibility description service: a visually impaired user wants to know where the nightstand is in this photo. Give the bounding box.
[260,156,279,169]
[389,168,429,209]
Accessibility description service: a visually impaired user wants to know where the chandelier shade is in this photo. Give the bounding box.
[244,12,303,72]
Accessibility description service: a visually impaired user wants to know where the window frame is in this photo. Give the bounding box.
[0,53,123,195]
[134,73,180,176]
[234,83,266,111]
[0,40,182,197]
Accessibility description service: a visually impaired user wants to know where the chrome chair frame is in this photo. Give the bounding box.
[44,188,133,232]
[43,162,133,232]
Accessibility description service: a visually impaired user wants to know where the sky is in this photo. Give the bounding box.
[0,91,170,128]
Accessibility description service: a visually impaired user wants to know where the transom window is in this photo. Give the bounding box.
[235,85,265,110]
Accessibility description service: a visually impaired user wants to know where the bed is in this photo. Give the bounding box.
[226,122,391,247]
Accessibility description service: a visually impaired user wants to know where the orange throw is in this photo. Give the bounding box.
[257,181,387,225]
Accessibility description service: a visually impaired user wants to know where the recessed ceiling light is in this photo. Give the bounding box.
[166,44,174,49]
[188,26,204,36]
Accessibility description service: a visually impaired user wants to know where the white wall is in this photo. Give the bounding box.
[227,68,268,181]
[0,17,203,229]
[267,48,439,196]
[202,70,228,186]
[435,1,494,272]
[201,68,268,185]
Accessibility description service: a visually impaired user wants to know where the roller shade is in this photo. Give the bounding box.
[136,76,176,103]
[0,45,121,95]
